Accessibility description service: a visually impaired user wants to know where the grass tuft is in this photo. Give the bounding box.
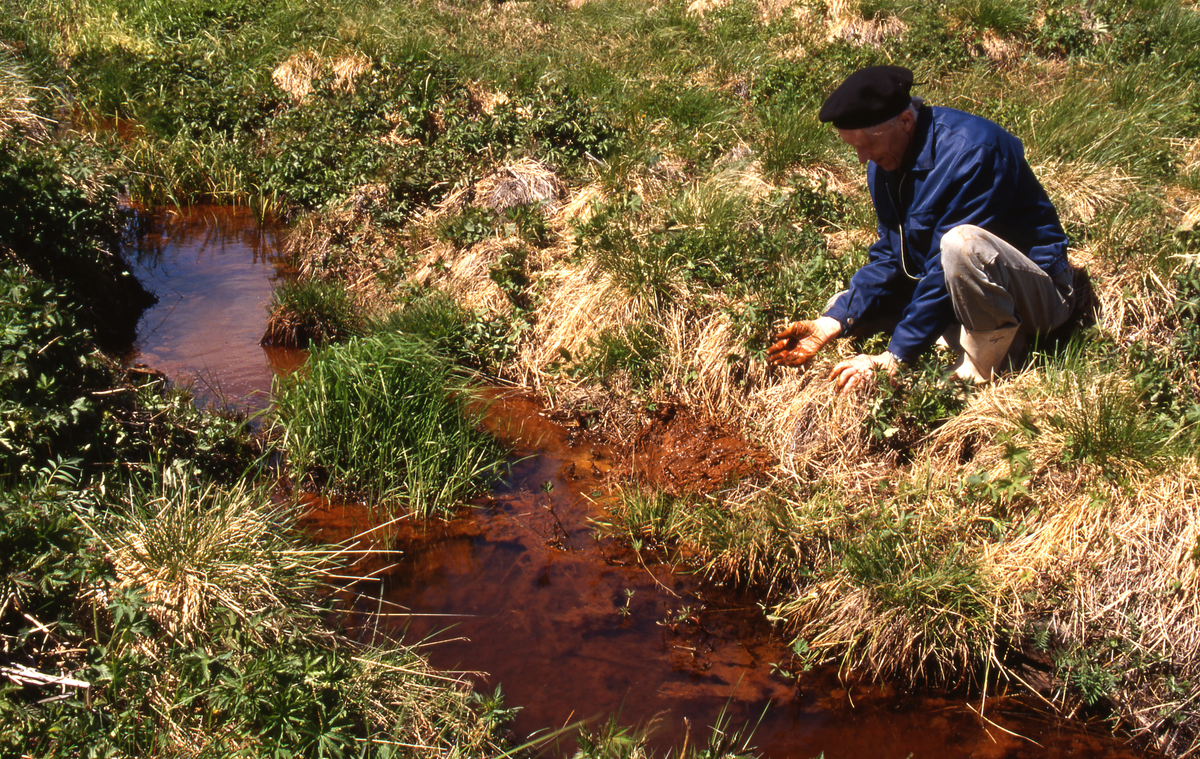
[104,468,322,644]
[273,330,506,516]
[261,277,362,348]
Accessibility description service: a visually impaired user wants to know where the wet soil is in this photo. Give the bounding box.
[623,403,777,495]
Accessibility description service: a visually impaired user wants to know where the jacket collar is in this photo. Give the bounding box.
[906,106,935,173]
[877,106,934,179]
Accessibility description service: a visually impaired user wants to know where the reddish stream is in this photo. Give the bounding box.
[131,207,1159,759]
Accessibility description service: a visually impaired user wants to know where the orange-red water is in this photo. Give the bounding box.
[306,392,1156,759]
[134,207,1160,759]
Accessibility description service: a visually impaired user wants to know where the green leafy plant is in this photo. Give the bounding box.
[867,348,972,455]
[505,204,555,248]
[437,205,495,248]
[0,142,152,348]
[960,441,1033,512]
[489,243,531,306]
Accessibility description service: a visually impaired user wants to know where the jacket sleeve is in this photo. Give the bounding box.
[822,223,906,334]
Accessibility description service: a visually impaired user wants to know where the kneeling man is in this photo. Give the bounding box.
[768,66,1076,393]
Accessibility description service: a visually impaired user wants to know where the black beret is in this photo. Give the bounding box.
[819,66,914,130]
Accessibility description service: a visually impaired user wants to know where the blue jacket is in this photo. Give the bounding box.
[823,106,1069,363]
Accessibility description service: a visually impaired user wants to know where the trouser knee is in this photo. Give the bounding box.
[940,225,987,284]
[941,224,1020,332]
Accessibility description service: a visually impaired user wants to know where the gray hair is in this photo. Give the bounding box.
[859,98,923,135]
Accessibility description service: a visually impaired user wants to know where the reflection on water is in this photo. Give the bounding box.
[127,204,305,408]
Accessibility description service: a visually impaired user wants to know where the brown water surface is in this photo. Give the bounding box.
[127,204,304,408]
[132,207,1159,759]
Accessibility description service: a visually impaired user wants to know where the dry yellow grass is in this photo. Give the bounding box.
[272,49,371,102]
[1035,159,1138,227]
[102,472,326,645]
[824,0,908,47]
[0,49,50,144]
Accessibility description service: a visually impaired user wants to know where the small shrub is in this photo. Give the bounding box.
[0,271,115,481]
[528,84,624,168]
[1035,3,1102,57]
[489,243,532,307]
[0,142,152,347]
[504,204,555,248]
[0,471,104,643]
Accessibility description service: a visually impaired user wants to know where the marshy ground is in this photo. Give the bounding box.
[4,0,1200,757]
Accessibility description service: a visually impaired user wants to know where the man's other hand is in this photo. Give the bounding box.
[767,317,842,367]
[829,351,899,394]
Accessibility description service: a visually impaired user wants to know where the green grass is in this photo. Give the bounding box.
[272,330,507,516]
[9,0,1200,753]
[836,505,995,683]
[262,277,361,348]
[569,320,667,390]
[1023,62,1194,178]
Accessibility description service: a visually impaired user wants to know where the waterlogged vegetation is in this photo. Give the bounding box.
[5,0,1200,755]
[273,331,506,514]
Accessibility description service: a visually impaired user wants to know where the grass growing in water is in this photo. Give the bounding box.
[273,330,506,516]
[261,277,361,348]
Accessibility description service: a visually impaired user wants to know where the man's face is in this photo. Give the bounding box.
[836,109,916,172]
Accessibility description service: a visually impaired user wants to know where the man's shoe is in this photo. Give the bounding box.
[953,325,1019,383]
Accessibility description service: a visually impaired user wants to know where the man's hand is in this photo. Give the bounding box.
[829,351,900,394]
[767,317,842,367]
